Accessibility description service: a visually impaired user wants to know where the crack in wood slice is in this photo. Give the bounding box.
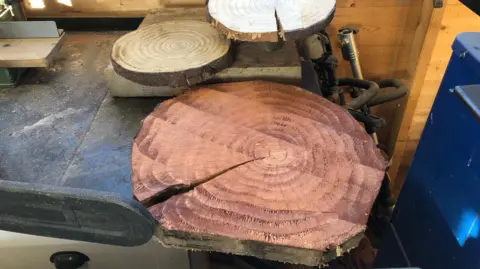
[112,20,233,87]
[206,0,336,42]
[132,81,387,265]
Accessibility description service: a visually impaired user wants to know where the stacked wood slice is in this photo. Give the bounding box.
[112,20,232,87]
[132,81,387,266]
[207,0,336,42]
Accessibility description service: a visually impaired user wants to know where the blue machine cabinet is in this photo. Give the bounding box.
[374,33,480,269]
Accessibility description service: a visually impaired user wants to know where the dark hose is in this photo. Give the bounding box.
[300,60,323,96]
[368,79,409,107]
[348,109,387,129]
[338,78,380,110]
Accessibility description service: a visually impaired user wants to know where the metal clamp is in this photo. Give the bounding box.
[338,27,363,79]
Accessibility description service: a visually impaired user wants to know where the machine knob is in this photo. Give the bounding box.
[50,252,90,269]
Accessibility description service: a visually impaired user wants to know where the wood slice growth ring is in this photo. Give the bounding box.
[112,20,232,87]
[132,81,386,266]
[207,0,336,42]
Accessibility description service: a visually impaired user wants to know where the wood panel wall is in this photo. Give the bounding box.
[390,0,480,195]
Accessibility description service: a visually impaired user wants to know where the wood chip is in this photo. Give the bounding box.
[132,81,387,266]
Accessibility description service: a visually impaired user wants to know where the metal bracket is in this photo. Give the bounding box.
[337,27,364,79]
[0,21,60,38]
[434,0,443,8]
[338,26,360,35]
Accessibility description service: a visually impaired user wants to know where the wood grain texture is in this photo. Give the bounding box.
[206,0,336,41]
[380,0,442,178]
[24,1,427,176]
[132,81,387,265]
[107,10,302,97]
[111,20,232,87]
[0,33,66,68]
[277,0,336,40]
[138,9,302,68]
[206,0,278,42]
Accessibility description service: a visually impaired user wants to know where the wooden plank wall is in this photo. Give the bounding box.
[390,0,480,195]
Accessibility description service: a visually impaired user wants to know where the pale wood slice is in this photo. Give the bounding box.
[206,0,336,42]
[107,10,303,97]
[207,0,278,42]
[276,0,336,40]
[111,20,232,87]
[132,81,387,266]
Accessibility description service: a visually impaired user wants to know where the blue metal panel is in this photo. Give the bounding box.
[398,85,480,268]
[376,86,480,269]
[375,33,480,269]
[452,33,480,79]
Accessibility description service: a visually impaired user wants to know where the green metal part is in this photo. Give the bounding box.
[0,2,28,87]
[0,68,26,87]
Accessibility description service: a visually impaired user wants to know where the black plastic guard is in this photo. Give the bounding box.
[0,180,156,246]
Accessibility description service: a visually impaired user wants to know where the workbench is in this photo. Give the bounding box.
[0,30,402,269]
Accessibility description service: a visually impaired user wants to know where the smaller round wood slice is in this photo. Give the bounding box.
[207,0,336,42]
[112,20,232,87]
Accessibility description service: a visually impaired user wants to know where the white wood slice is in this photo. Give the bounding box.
[207,0,336,42]
[207,0,278,42]
[276,0,336,39]
[111,20,232,87]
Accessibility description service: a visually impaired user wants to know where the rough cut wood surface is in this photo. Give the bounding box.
[138,9,301,68]
[111,20,232,87]
[206,0,336,42]
[107,9,302,97]
[132,81,387,266]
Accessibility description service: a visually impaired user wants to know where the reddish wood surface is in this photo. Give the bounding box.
[132,81,386,258]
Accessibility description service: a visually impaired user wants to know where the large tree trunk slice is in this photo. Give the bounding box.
[132,81,386,266]
[112,20,232,87]
[207,0,336,42]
